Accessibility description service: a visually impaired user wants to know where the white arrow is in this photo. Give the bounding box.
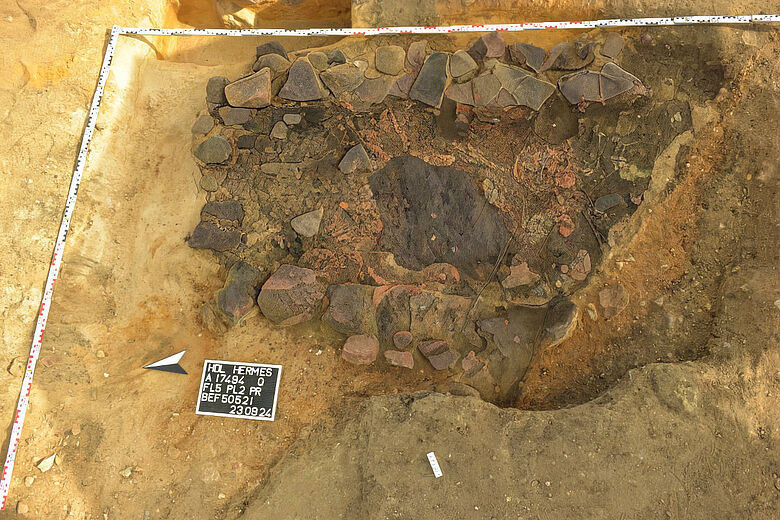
[143,350,187,374]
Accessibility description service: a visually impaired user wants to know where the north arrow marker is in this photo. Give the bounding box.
[143,350,187,374]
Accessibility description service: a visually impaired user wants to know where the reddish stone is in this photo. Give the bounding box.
[392,330,414,349]
[558,214,575,237]
[341,335,380,365]
[418,340,459,370]
[384,350,414,369]
[461,351,483,376]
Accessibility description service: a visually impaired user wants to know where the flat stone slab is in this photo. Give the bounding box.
[508,42,546,72]
[418,340,459,370]
[320,63,365,97]
[338,144,371,173]
[189,221,241,251]
[279,59,326,101]
[375,45,406,75]
[384,350,414,368]
[409,52,448,107]
[513,76,556,111]
[219,106,252,126]
[601,32,626,58]
[202,200,245,222]
[257,264,325,326]
[449,50,478,81]
[291,207,323,237]
[225,68,271,108]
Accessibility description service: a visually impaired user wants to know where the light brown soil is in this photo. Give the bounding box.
[0,1,777,519]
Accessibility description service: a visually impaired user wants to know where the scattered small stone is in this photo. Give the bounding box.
[384,349,414,368]
[224,68,271,108]
[507,42,546,72]
[392,330,413,349]
[252,53,290,74]
[194,136,232,164]
[236,134,256,149]
[191,115,215,135]
[200,174,218,192]
[307,51,329,71]
[37,454,56,473]
[594,193,623,212]
[601,32,626,59]
[320,63,365,96]
[218,106,252,126]
[206,76,229,104]
[341,335,380,365]
[256,40,288,60]
[202,200,245,222]
[17,501,29,515]
[375,45,406,75]
[502,261,540,288]
[449,50,478,82]
[283,113,302,125]
[460,351,483,376]
[119,466,133,478]
[409,52,449,107]
[270,121,288,139]
[418,340,459,370]
[257,265,325,326]
[24,476,35,487]
[291,207,323,237]
[541,297,578,347]
[406,40,428,72]
[279,59,326,101]
[558,214,575,237]
[568,249,592,281]
[338,144,371,173]
[599,284,629,318]
[327,48,347,65]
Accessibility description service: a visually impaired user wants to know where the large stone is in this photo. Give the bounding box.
[558,70,602,104]
[338,144,371,173]
[341,335,380,365]
[189,221,241,251]
[202,200,244,223]
[206,76,229,104]
[445,81,475,105]
[354,76,394,105]
[320,63,365,97]
[409,52,449,107]
[256,40,288,60]
[388,73,415,98]
[540,297,578,348]
[191,115,215,135]
[599,63,640,100]
[257,265,325,326]
[279,59,326,101]
[236,134,256,149]
[493,63,529,92]
[219,106,252,126]
[406,40,427,72]
[370,156,509,273]
[224,68,271,108]
[410,292,471,341]
[271,121,288,139]
[471,73,501,106]
[601,32,625,58]
[512,76,556,111]
[216,261,263,324]
[327,49,347,65]
[252,53,291,74]
[322,284,376,336]
[418,340,459,370]
[540,41,595,72]
[307,51,329,71]
[384,350,414,369]
[449,50,478,82]
[375,45,406,75]
[507,42,546,72]
[291,207,323,237]
[194,136,232,164]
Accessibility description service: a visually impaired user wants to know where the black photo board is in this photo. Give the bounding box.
[195,360,282,421]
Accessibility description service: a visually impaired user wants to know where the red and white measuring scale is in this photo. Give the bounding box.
[2,14,778,509]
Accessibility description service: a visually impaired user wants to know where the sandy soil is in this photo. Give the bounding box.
[0,1,777,519]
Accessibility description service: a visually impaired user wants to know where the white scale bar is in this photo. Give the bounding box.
[1,13,778,509]
[427,452,443,478]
